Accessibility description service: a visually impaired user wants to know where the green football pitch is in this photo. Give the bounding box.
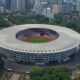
[27,37,50,43]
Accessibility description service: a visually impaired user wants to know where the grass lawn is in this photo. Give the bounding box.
[28,37,49,43]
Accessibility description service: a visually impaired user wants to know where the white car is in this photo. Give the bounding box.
[7,68,12,71]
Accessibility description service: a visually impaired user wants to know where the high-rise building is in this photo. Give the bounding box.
[33,0,41,14]
[11,0,26,12]
[57,0,64,4]
[61,4,73,14]
[64,0,77,3]
[50,0,63,4]
[52,4,61,14]
[0,6,5,13]
[0,0,6,13]
[33,0,48,14]
[6,0,11,10]
[46,7,54,19]
[0,0,6,8]
[76,0,80,11]
[25,0,34,11]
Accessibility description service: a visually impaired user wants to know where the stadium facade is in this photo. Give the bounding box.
[0,24,80,64]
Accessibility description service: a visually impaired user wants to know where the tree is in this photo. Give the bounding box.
[8,13,50,25]
[30,66,71,80]
[66,22,77,29]
[0,18,10,27]
[54,13,63,24]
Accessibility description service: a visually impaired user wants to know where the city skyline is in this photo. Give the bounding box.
[0,0,80,19]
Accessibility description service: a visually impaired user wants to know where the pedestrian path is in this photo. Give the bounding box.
[10,74,19,80]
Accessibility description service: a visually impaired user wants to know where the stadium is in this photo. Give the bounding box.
[0,24,80,64]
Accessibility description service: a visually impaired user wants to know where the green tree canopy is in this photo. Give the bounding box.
[0,18,10,27]
[30,66,71,80]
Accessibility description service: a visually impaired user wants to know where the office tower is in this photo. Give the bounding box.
[0,0,5,13]
[52,4,61,14]
[61,4,73,14]
[6,0,11,10]
[33,0,41,14]
[25,0,34,11]
[47,0,63,4]
[0,6,4,13]
[11,0,26,12]
[0,0,2,6]
[33,0,48,14]
[64,0,76,3]
[46,7,54,19]
[76,0,80,11]
[0,0,6,7]
[52,0,63,4]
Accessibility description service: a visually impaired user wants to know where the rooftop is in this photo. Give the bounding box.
[0,24,80,53]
